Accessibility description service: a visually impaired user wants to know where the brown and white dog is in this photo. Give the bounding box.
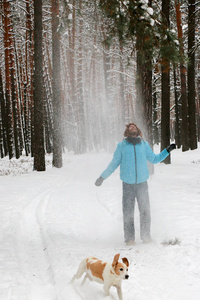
[71,253,129,300]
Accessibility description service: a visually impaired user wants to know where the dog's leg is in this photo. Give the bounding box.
[71,259,86,283]
[81,274,88,285]
[103,283,111,296]
[81,273,92,286]
[116,285,123,300]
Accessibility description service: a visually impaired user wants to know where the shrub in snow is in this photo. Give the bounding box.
[161,238,181,246]
[0,155,52,176]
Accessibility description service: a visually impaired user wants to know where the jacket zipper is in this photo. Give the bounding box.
[133,145,137,184]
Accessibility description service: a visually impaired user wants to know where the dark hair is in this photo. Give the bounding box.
[124,123,143,137]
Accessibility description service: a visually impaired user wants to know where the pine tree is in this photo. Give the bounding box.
[33,0,45,171]
[175,0,189,151]
[52,0,63,168]
[188,0,197,150]
[161,0,171,164]
[3,0,14,159]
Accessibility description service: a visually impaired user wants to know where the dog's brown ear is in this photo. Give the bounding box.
[122,257,129,267]
[112,253,120,267]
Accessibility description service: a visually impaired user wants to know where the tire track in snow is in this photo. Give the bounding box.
[15,180,67,300]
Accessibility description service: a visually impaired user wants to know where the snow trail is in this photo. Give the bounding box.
[0,148,200,299]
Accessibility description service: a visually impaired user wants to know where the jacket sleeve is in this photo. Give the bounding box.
[100,143,122,179]
[145,142,169,164]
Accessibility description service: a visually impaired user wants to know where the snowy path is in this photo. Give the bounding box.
[0,148,200,299]
[0,170,63,299]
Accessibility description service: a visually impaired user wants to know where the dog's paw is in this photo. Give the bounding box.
[104,290,110,297]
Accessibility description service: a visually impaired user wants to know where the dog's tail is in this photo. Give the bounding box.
[71,258,87,283]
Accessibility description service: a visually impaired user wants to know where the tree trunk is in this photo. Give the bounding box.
[33,0,45,171]
[3,0,14,159]
[0,69,8,157]
[11,68,20,159]
[175,0,189,151]
[52,0,63,167]
[119,45,125,130]
[161,65,170,163]
[197,55,200,141]
[173,66,181,148]
[13,40,24,156]
[103,45,115,151]
[136,2,153,146]
[9,22,20,159]
[152,73,159,144]
[161,0,170,164]
[136,25,154,171]
[26,0,34,157]
[188,0,197,150]
[77,0,87,153]
[136,58,154,177]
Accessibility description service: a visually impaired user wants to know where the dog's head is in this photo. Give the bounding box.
[112,253,129,280]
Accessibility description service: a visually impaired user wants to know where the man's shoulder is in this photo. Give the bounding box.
[114,140,127,151]
[117,139,128,146]
[117,138,147,147]
[118,139,146,145]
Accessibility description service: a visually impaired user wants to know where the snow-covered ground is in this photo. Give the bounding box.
[0,144,200,300]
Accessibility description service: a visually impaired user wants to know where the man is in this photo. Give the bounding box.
[95,123,176,245]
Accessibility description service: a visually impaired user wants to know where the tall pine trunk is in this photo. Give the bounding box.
[161,0,170,164]
[52,0,63,167]
[173,66,181,148]
[136,37,153,145]
[152,72,159,144]
[188,0,197,150]
[119,49,125,128]
[0,69,7,157]
[175,0,189,151]
[77,0,87,153]
[33,0,45,171]
[197,56,200,141]
[3,0,14,159]
[136,0,153,149]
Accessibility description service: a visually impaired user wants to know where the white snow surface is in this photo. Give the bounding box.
[0,145,200,300]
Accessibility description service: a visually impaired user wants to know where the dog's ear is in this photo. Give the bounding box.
[112,253,120,267]
[122,257,129,267]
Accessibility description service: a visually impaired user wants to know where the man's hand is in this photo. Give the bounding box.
[166,143,176,153]
[95,176,104,186]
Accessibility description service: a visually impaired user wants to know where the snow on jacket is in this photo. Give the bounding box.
[100,139,169,184]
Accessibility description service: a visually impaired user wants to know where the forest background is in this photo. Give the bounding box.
[0,0,200,171]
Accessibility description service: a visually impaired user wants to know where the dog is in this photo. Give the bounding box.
[71,253,129,300]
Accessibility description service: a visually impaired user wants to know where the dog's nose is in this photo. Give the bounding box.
[125,275,129,279]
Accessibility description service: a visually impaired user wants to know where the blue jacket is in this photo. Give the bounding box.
[101,139,169,184]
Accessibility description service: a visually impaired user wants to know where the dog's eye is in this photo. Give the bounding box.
[120,268,123,271]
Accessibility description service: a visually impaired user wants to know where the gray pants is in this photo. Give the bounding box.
[122,181,151,243]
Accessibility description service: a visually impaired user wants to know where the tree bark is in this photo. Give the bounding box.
[0,69,7,157]
[188,0,197,150]
[77,0,87,153]
[173,66,181,148]
[161,0,170,164]
[52,0,63,167]
[197,55,200,141]
[33,0,45,171]
[136,1,153,147]
[136,38,153,144]
[3,0,14,159]
[175,0,189,151]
